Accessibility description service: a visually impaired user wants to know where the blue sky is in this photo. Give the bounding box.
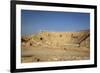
[21,10,90,35]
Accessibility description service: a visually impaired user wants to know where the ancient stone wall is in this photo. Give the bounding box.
[21,31,90,48]
[32,31,89,47]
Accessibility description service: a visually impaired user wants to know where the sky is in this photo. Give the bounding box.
[21,10,90,35]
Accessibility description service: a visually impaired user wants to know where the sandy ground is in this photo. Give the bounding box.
[21,46,90,63]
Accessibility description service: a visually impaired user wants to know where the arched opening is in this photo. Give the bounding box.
[30,42,32,46]
[40,37,43,40]
[37,58,40,62]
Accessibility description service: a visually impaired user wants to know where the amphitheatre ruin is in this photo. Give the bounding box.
[21,30,90,63]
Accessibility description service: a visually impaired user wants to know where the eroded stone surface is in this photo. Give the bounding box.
[21,31,90,63]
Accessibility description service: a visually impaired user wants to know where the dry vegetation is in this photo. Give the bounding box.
[21,30,90,63]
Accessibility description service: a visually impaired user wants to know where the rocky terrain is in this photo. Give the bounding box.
[21,30,90,63]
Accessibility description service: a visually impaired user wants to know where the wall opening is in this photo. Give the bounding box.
[40,37,43,40]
